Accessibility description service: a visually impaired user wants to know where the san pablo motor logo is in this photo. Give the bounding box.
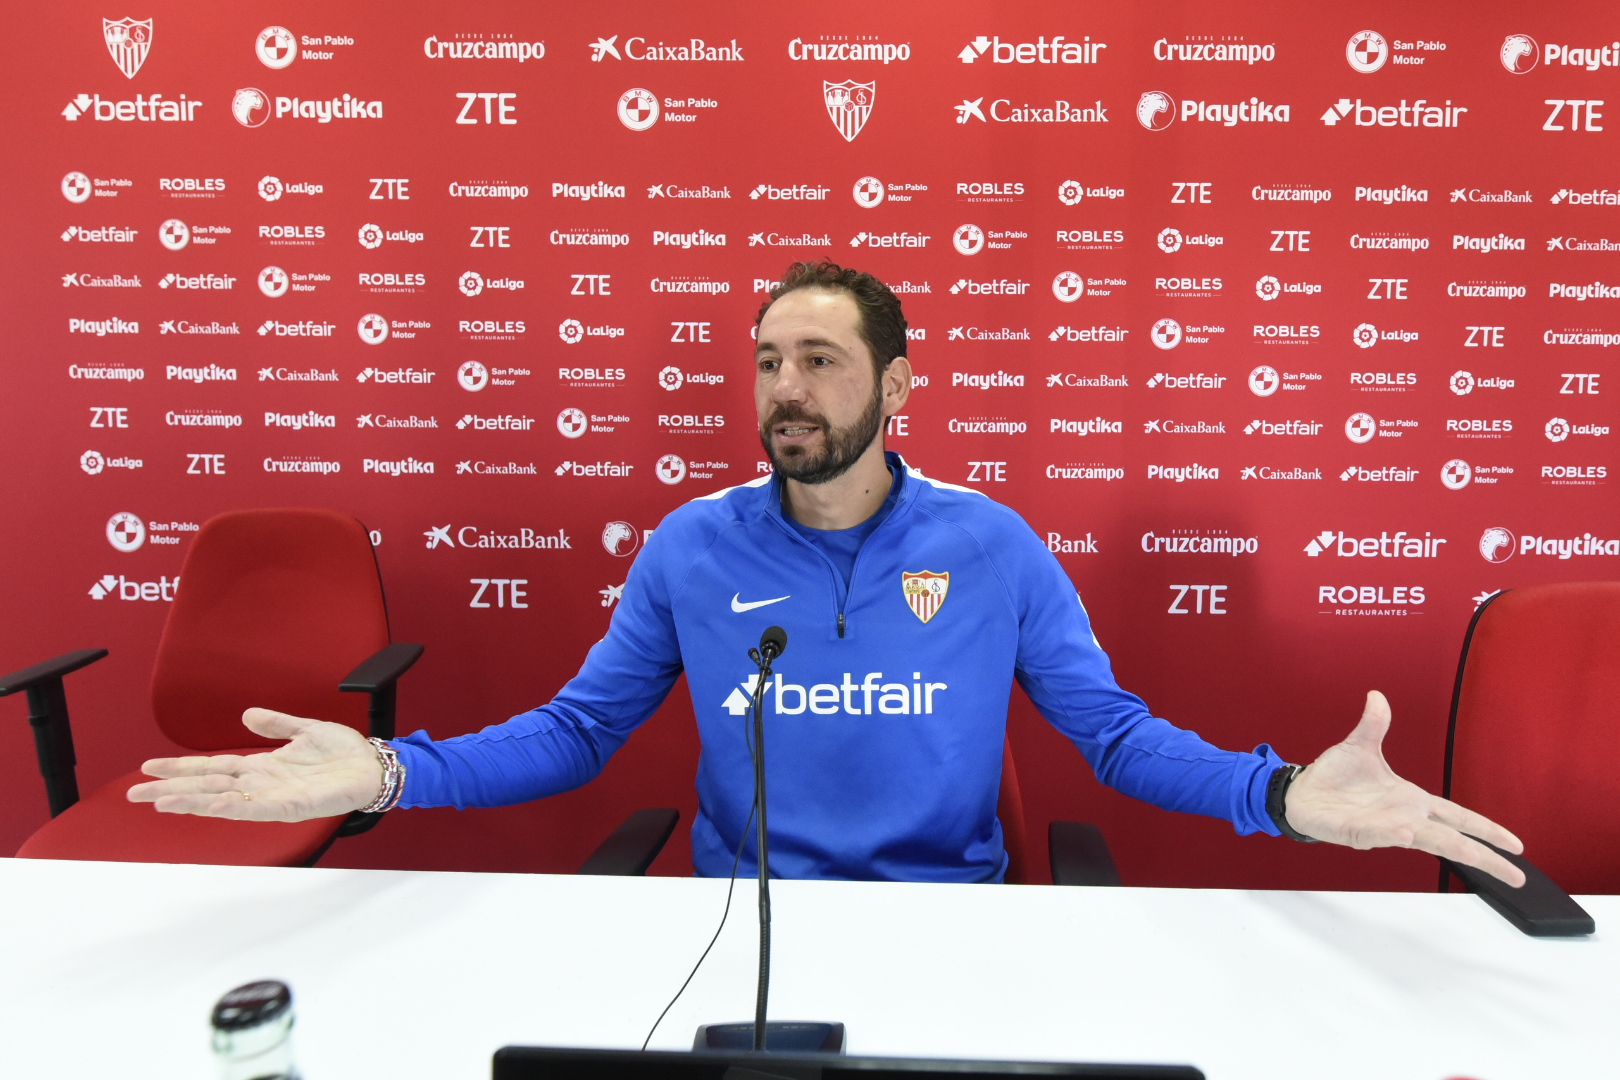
[105,17,152,79]
[824,80,875,141]
[902,570,949,623]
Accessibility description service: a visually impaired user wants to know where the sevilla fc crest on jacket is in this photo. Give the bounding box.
[902,570,949,623]
[824,80,875,142]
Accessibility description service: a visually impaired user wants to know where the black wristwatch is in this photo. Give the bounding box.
[1267,763,1318,843]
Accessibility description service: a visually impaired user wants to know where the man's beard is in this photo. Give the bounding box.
[759,382,885,485]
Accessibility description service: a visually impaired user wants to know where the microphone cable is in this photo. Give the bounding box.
[640,674,765,1051]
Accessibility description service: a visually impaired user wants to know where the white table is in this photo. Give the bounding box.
[0,858,1611,1079]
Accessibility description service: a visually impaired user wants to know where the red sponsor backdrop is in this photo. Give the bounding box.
[2,0,1616,889]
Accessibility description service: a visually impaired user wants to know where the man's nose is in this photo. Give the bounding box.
[769,359,810,402]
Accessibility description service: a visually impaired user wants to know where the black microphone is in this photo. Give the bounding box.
[749,626,784,1051]
[691,626,843,1054]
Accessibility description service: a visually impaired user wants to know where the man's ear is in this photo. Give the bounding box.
[883,356,913,414]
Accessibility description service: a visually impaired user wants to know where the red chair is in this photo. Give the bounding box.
[576,739,1121,885]
[1444,582,1620,895]
[0,508,422,866]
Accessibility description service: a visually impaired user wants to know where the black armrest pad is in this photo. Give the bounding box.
[0,649,109,697]
[1049,820,1122,887]
[578,808,680,876]
[1445,839,1595,937]
[339,643,424,693]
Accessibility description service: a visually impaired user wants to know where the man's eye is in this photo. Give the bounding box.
[811,355,831,366]
[759,359,779,372]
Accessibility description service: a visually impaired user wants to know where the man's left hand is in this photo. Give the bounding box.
[1284,690,1527,888]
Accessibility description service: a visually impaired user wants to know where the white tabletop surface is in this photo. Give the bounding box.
[0,857,1611,1080]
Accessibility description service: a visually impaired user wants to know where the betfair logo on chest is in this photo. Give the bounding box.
[722,673,950,716]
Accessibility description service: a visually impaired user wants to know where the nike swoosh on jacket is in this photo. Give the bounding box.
[392,452,1284,882]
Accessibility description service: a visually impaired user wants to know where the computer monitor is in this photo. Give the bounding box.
[493,1046,1203,1080]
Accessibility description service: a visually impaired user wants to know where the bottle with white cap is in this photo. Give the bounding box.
[210,980,300,1080]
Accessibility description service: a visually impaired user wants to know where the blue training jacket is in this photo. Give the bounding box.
[393,452,1285,881]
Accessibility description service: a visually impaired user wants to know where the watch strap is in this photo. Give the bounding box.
[1267,763,1318,843]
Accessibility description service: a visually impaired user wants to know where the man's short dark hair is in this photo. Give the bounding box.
[755,261,908,379]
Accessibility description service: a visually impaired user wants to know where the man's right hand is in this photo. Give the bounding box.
[126,708,385,821]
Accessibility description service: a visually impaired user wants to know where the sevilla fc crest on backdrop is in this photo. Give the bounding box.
[824,80,875,141]
[902,571,949,624]
[103,17,152,79]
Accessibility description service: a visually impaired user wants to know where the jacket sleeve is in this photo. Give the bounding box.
[390,529,686,810]
[991,515,1283,836]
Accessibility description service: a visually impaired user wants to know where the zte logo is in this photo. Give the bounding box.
[967,461,1007,482]
[90,407,129,428]
[369,178,409,200]
[1270,230,1311,251]
[670,321,711,343]
[1544,99,1605,131]
[456,92,518,124]
[1562,373,1601,394]
[1465,326,1505,347]
[571,274,612,295]
[470,226,511,248]
[1171,182,1212,204]
[185,453,226,475]
[1367,278,1408,300]
[469,578,528,608]
[1168,584,1227,614]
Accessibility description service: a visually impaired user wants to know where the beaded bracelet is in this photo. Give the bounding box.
[357,737,406,814]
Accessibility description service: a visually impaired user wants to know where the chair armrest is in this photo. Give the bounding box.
[0,649,106,817]
[1048,820,1122,886]
[0,649,108,697]
[338,643,424,693]
[578,808,680,875]
[1444,839,1595,937]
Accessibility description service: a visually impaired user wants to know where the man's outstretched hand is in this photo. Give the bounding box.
[126,708,383,821]
[1285,690,1526,887]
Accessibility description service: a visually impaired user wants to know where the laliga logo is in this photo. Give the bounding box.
[1480,526,1516,563]
[1442,459,1473,490]
[1249,365,1280,397]
[256,26,297,69]
[618,88,658,131]
[158,218,190,251]
[62,172,92,204]
[1501,34,1539,74]
[459,271,484,297]
[1545,417,1571,443]
[1150,318,1182,349]
[106,511,145,552]
[1450,370,1476,395]
[557,408,587,438]
[104,17,153,79]
[258,266,288,297]
[357,313,389,345]
[357,223,383,250]
[558,319,584,344]
[659,365,684,390]
[824,79,875,141]
[1255,275,1281,301]
[1052,271,1084,302]
[953,224,985,255]
[853,176,884,208]
[1136,91,1175,130]
[1346,31,1388,73]
[1157,228,1183,253]
[232,87,270,127]
[1352,322,1379,349]
[258,176,284,201]
[655,453,687,485]
[458,360,488,392]
[1345,412,1377,444]
[1057,179,1083,206]
[602,521,639,557]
